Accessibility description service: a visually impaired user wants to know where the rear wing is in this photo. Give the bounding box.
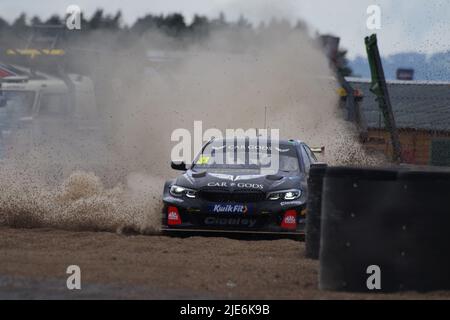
[6,49,65,59]
[311,146,325,154]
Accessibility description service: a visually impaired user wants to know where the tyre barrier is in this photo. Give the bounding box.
[319,166,450,293]
[305,163,328,259]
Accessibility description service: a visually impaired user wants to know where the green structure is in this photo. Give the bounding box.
[365,34,402,163]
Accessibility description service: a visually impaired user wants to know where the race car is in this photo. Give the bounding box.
[162,137,322,239]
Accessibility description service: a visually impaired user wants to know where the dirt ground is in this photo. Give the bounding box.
[1,226,450,299]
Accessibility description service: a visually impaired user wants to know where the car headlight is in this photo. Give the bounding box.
[170,185,197,198]
[267,189,302,201]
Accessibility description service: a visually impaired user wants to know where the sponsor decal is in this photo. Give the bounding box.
[234,175,264,181]
[167,206,182,225]
[204,217,257,228]
[211,144,272,151]
[207,181,263,189]
[207,181,228,187]
[208,173,234,180]
[165,196,184,203]
[237,182,263,189]
[225,144,290,152]
[281,210,297,230]
[209,144,290,152]
[280,200,304,206]
[208,204,249,214]
[208,173,265,181]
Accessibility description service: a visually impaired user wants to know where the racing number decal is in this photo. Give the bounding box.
[197,155,210,164]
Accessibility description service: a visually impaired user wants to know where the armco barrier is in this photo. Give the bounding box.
[305,163,327,259]
[319,166,450,292]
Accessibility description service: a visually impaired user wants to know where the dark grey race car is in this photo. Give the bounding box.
[162,137,322,239]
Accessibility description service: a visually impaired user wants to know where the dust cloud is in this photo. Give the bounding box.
[108,26,383,168]
[0,18,383,233]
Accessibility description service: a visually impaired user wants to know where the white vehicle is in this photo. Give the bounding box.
[0,64,106,181]
[0,65,96,121]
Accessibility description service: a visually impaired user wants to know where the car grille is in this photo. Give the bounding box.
[199,190,266,202]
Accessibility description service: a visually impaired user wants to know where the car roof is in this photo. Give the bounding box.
[209,137,304,146]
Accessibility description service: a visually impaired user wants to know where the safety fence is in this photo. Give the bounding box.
[306,164,450,292]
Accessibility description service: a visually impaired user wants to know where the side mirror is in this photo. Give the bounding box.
[171,160,187,171]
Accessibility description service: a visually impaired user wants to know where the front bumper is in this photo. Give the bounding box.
[162,195,307,235]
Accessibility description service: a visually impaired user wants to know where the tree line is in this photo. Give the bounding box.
[0,10,305,36]
[0,10,352,76]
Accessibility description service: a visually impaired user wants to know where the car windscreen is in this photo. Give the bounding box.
[192,140,301,175]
